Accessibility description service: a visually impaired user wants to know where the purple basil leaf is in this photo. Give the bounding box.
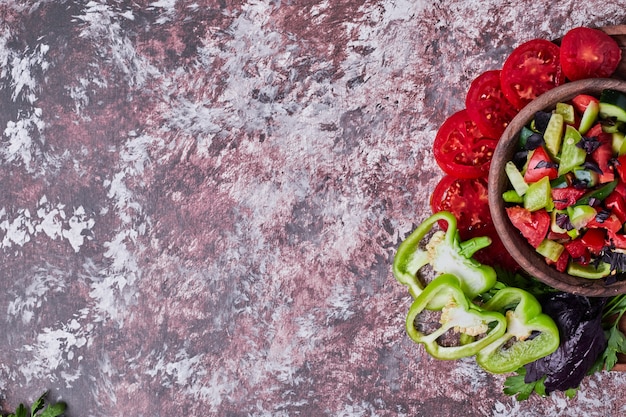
[524,292,607,394]
[577,135,601,153]
[582,160,602,174]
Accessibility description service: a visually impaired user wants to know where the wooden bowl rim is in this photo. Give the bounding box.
[488,78,626,297]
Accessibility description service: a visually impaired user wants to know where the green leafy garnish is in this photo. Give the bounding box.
[503,367,548,401]
[5,391,66,417]
[591,294,626,373]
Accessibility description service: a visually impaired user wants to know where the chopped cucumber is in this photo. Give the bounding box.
[544,113,564,159]
[566,204,596,230]
[572,168,599,188]
[519,126,535,148]
[536,239,565,263]
[558,125,586,176]
[579,100,599,135]
[599,89,626,123]
[505,161,529,196]
[502,189,524,204]
[550,209,568,234]
[567,261,611,279]
[550,175,569,189]
[556,102,575,124]
[524,176,553,212]
[612,131,626,156]
[602,120,624,134]
[575,180,618,206]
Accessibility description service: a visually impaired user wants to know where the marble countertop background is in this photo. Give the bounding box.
[1,1,626,416]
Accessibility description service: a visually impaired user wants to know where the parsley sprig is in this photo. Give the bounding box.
[503,292,626,401]
[5,391,66,417]
[592,294,626,372]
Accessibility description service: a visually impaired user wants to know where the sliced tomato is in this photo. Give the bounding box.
[524,146,558,183]
[431,175,492,237]
[430,175,519,270]
[433,110,497,179]
[590,132,615,183]
[564,238,591,265]
[572,94,600,114]
[615,179,626,199]
[587,211,622,233]
[471,226,520,271]
[505,206,550,248]
[500,39,565,110]
[580,228,607,255]
[547,250,569,273]
[586,122,604,138]
[605,191,626,223]
[608,229,626,250]
[465,70,518,138]
[560,27,622,81]
[551,187,586,210]
[615,154,626,183]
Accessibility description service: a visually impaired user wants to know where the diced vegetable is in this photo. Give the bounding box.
[543,113,564,158]
[503,89,626,278]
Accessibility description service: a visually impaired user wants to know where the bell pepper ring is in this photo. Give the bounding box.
[393,211,497,302]
[476,287,560,374]
[405,274,508,360]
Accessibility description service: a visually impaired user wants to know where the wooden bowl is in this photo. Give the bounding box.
[488,78,626,297]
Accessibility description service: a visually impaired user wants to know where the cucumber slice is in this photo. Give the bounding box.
[612,131,626,156]
[505,161,529,196]
[550,209,568,234]
[502,189,524,204]
[567,204,596,230]
[536,239,565,263]
[572,168,599,188]
[544,113,564,159]
[556,102,575,124]
[567,261,611,279]
[579,100,599,135]
[599,89,626,123]
[550,175,569,189]
[524,176,553,212]
[575,180,618,206]
[558,125,586,176]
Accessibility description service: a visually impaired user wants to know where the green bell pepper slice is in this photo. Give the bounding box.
[392,211,497,302]
[476,287,560,374]
[406,274,507,360]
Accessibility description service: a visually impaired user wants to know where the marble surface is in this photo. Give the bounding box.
[1,1,626,416]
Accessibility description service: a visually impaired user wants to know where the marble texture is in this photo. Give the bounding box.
[1,0,626,416]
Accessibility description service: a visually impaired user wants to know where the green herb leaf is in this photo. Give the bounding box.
[4,392,66,417]
[565,387,578,399]
[30,391,47,416]
[38,402,67,417]
[503,368,548,401]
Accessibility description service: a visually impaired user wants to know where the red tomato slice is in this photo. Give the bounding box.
[430,175,519,270]
[560,27,622,81]
[564,238,591,264]
[505,206,550,248]
[433,110,498,179]
[500,39,565,110]
[608,229,626,250]
[524,146,558,183]
[605,191,626,223]
[465,70,518,138]
[547,250,569,273]
[431,175,492,236]
[572,94,600,114]
[551,187,586,210]
[615,154,626,183]
[590,132,615,183]
[580,228,607,255]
